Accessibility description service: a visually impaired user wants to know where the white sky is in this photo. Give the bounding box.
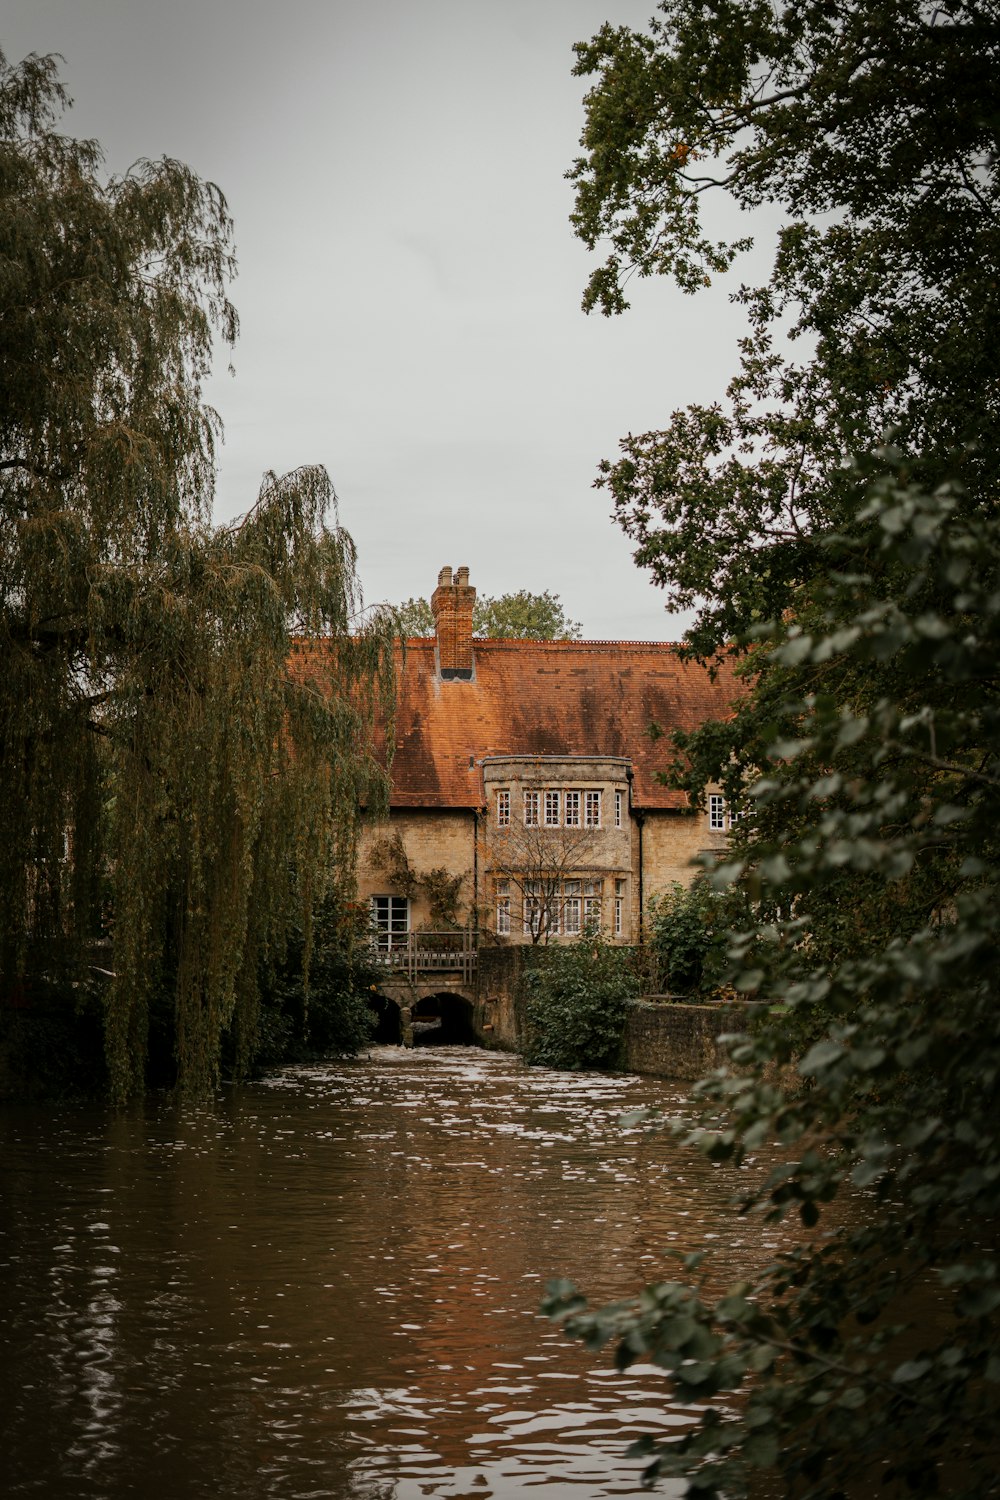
[5,1,777,639]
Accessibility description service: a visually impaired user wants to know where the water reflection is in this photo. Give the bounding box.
[1,1046,784,1498]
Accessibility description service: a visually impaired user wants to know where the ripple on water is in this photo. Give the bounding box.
[1,1045,780,1499]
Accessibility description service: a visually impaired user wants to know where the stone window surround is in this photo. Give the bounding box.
[496,783,610,828]
[506,876,608,938]
[709,792,745,830]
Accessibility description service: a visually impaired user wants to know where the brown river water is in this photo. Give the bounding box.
[0,1044,788,1500]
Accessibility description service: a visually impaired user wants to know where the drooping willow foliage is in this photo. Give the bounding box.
[0,51,395,1099]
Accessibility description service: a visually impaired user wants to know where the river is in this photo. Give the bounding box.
[0,1045,786,1499]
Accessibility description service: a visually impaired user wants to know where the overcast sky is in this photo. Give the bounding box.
[6,1,777,639]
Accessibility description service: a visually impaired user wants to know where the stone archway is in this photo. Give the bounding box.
[410,990,477,1046]
[369,976,482,1047]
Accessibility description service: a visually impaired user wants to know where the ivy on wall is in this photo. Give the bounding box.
[369,833,466,928]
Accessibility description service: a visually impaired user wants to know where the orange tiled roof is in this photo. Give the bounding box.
[383,638,744,811]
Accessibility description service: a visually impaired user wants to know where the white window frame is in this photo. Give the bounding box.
[544,891,560,936]
[584,790,602,828]
[496,789,510,827]
[523,881,542,938]
[523,789,540,827]
[615,789,624,828]
[544,789,561,827]
[583,879,602,931]
[709,793,727,831]
[371,894,409,952]
[564,790,581,827]
[614,878,626,937]
[495,879,511,936]
[563,879,581,935]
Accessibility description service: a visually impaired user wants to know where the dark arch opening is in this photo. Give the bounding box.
[367,991,402,1045]
[412,992,477,1046]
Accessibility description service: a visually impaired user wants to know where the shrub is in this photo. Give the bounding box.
[227,896,378,1074]
[645,878,744,999]
[523,936,640,1070]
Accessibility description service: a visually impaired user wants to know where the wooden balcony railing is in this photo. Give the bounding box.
[375,929,478,984]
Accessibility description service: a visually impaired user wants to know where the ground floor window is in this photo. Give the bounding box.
[614,878,626,936]
[371,894,409,951]
[523,882,543,939]
[563,879,581,935]
[583,879,602,930]
[496,879,511,936]
[507,877,605,939]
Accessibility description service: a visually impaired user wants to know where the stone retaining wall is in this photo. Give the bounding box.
[472,946,746,1082]
[621,1000,745,1082]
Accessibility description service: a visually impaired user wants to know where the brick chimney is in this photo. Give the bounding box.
[431,564,476,680]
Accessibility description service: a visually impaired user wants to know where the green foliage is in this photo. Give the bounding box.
[473,589,582,640]
[369,831,466,925]
[569,0,1000,655]
[419,868,464,927]
[645,879,742,998]
[546,470,1000,1497]
[393,596,436,637]
[393,590,582,639]
[551,4,1000,1491]
[369,831,419,897]
[523,936,639,1070]
[0,52,395,1100]
[236,896,378,1071]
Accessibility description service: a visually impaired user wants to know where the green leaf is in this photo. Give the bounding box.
[799,1040,843,1075]
[892,1360,933,1384]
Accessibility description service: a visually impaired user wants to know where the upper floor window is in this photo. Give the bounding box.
[709,793,727,831]
[495,782,622,831]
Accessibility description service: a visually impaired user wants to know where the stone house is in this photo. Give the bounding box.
[356,565,743,954]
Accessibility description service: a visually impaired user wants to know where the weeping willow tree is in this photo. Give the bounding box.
[0,51,395,1100]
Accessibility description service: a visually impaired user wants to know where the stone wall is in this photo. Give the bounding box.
[639,809,727,906]
[358,809,478,929]
[471,946,746,1084]
[621,1000,745,1082]
[475,944,528,1051]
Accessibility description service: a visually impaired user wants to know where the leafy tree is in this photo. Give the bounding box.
[547,471,1000,1498]
[569,0,1000,655]
[0,52,395,1100]
[524,935,639,1070]
[473,589,582,640]
[542,4,1000,1493]
[393,596,436,637]
[393,589,582,639]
